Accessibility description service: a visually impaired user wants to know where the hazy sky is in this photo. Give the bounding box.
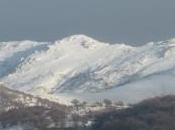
[0,0,175,45]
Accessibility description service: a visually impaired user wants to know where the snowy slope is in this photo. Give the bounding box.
[0,35,175,103]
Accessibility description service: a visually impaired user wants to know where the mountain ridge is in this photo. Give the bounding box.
[0,35,175,103]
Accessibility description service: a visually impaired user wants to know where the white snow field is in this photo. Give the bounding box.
[0,35,175,104]
[0,125,33,130]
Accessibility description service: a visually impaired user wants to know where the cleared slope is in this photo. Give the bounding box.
[0,35,175,103]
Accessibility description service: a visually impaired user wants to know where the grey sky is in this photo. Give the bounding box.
[0,0,175,45]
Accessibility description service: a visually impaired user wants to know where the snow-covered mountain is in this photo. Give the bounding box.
[1,35,175,103]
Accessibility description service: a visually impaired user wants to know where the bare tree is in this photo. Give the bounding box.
[71,99,80,111]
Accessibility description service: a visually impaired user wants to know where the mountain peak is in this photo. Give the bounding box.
[62,34,97,42]
[57,34,104,49]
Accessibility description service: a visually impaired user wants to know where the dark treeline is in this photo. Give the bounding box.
[0,106,67,130]
[91,95,175,130]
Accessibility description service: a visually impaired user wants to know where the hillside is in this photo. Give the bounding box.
[0,85,73,130]
[0,85,68,112]
[1,94,175,130]
[0,35,175,103]
[92,95,175,130]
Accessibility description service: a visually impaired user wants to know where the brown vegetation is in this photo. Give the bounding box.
[92,95,175,130]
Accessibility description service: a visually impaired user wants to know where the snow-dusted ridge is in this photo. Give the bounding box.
[0,35,175,103]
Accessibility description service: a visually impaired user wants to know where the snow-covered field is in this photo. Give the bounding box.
[0,35,175,104]
[0,125,31,130]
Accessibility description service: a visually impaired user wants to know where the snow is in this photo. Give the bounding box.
[0,35,175,104]
[0,125,29,130]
